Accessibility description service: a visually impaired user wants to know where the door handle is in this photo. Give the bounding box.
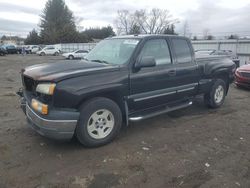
[168,69,176,76]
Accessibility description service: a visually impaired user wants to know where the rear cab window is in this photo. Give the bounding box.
[172,39,192,64]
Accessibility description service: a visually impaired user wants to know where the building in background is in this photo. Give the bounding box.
[0,35,25,46]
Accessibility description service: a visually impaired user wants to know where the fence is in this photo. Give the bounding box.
[192,39,250,66]
[54,43,97,53]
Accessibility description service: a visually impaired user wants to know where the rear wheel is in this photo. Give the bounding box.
[76,97,122,147]
[54,52,59,56]
[40,52,45,56]
[204,79,227,108]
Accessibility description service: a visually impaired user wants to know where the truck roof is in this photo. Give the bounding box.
[111,34,189,40]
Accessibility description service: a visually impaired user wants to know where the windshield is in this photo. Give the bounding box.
[85,38,140,65]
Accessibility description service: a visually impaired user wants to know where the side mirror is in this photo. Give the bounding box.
[135,56,156,69]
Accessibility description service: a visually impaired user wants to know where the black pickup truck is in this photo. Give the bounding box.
[18,35,236,147]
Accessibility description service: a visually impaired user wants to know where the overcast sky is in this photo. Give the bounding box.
[0,0,250,37]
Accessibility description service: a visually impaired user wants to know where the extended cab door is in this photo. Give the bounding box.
[128,37,199,112]
[169,37,200,98]
[128,38,180,111]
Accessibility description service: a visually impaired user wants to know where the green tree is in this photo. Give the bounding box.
[77,32,91,43]
[25,29,41,44]
[83,26,115,39]
[228,34,239,39]
[40,0,78,44]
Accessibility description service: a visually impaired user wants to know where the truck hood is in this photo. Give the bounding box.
[22,60,119,82]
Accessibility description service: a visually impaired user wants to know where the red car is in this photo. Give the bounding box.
[235,64,250,88]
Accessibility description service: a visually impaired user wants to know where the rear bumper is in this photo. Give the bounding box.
[21,98,79,140]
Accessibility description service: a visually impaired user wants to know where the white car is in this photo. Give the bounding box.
[62,50,88,60]
[28,45,41,54]
[36,46,60,56]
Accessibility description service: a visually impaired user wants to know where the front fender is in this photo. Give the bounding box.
[53,70,129,109]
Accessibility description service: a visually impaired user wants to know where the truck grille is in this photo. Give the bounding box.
[23,75,37,92]
[240,71,250,78]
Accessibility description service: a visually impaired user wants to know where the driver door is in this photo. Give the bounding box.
[128,38,178,111]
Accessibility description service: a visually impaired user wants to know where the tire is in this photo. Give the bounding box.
[204,79,227,108]
[54,52,59,56]
[68,55,74,60]
[40,52,45,56]
[76,97,122,147]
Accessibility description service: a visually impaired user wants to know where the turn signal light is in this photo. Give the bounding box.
[31,99,48,115]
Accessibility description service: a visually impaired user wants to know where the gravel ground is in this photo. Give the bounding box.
[0,54,250,188]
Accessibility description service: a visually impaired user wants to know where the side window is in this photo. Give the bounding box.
[77,50,87,53]
[172,39,192,63]
[139,39,171,65]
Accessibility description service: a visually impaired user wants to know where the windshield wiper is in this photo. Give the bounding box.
[90,59,110,64]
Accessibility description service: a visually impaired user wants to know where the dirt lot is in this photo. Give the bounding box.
[0,54,250,188]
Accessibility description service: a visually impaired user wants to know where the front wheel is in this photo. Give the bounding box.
[204,79,227,108]
[76,97,122,147]
[68,55,74,60]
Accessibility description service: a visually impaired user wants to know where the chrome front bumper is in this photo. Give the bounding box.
[24,102,79,140]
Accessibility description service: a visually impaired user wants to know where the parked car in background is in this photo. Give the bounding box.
[3,45,18,54]
[16,46,23,54]
[27,45,41,54]
[62,49,88,60]
[235,64,250,88]
[16,46,31,54]
[0,46,7,56]
[36,46,60,56]
[18,35,235,147]
[17,46,30,54]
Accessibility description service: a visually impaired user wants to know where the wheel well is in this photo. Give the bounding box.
[77,91,126,123]
[213,72,230,93]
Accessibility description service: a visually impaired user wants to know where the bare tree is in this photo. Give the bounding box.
[114,8,178,35]
[114,10,135,35]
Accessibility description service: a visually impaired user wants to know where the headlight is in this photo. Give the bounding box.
[31,99,48,115]
[36,83,56,95]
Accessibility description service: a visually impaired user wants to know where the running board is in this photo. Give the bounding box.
[129,101,193,121]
